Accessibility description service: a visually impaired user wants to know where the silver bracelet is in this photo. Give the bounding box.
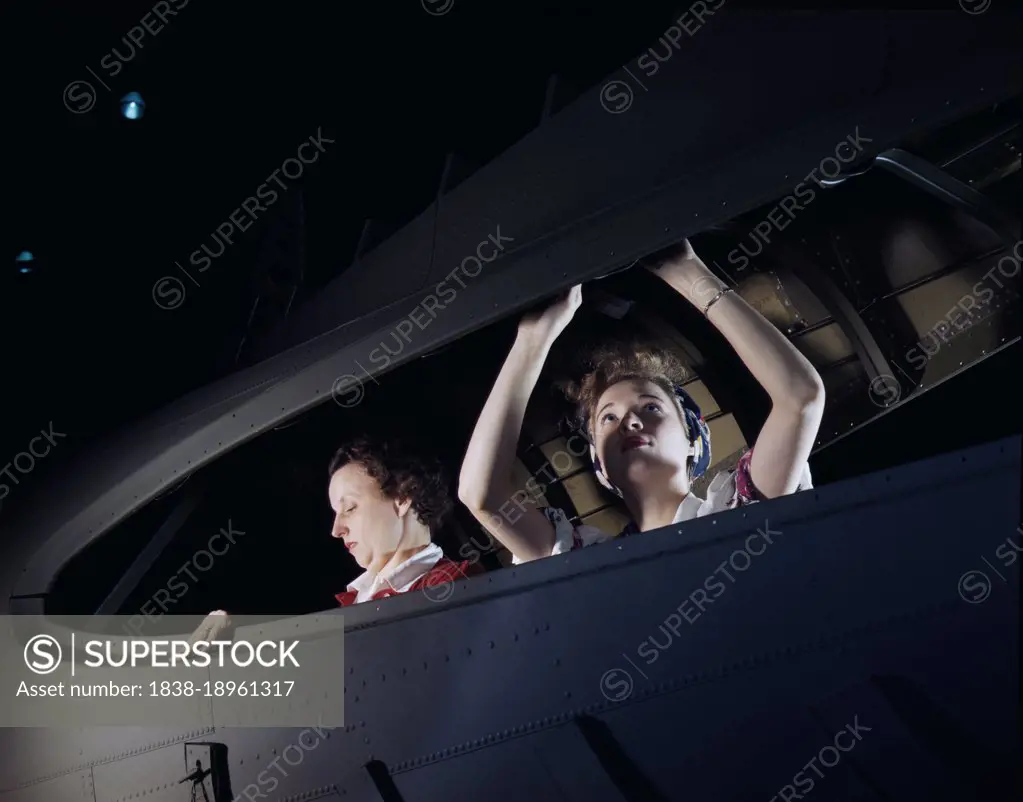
[702,286,733,316]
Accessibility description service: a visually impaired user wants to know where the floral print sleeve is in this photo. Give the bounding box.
[701,449,813,514]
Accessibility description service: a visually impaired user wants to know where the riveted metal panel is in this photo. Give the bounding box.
[392,727,623,802]
[595,644,887,800]
[0,440,1018,802]
[214,725,353,801]
[0,728,212,794]
[894,255,1018,338]
[303,437,1018,780]
[0,730,86,791]
[92,741,195,802]
[0,772,93,802]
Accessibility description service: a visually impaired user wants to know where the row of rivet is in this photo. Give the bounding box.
[0,728,215,793]
[389,599,958,773]
[277,783,343,801]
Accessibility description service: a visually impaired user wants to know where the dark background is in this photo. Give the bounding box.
[4,0,692,453]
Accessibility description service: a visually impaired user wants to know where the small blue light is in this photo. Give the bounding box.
[120,92,145,120]
[19,267,32,274]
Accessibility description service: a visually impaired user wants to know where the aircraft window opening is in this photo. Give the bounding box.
[40,102,1021,617]
[47,264,771,615]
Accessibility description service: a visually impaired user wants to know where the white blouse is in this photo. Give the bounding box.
[345,542,446,602]
[514,454,813,564]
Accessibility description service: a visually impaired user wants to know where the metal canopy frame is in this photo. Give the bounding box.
[91,485,205,618]
[875,147,1021,247]
[785,242,901,405]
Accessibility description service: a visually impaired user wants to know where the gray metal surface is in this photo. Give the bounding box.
[0,771,94,802]
[92,740,198,802]
[1,437,1018,801]
[875,148,1021,246]
[2,10,1020,609]
[0,727,211,792]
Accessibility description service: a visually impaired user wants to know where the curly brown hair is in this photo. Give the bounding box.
[327,437,454,531]
[561,341,691,437]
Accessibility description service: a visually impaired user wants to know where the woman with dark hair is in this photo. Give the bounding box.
[458,239,824,563]
[191,438,473,639]
[326,437,474,605]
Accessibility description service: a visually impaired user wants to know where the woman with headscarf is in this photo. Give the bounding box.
[457,239,824,562]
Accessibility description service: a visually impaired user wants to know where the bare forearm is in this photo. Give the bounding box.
[458,329,555,509]
[656,257,823,407]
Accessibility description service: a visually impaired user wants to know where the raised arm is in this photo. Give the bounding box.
[458,287,582,562]
[648,241,825,499]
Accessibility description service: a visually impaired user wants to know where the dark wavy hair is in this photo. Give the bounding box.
[327,437,454,531]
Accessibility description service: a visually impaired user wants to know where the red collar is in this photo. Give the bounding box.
[335,590,359,606]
